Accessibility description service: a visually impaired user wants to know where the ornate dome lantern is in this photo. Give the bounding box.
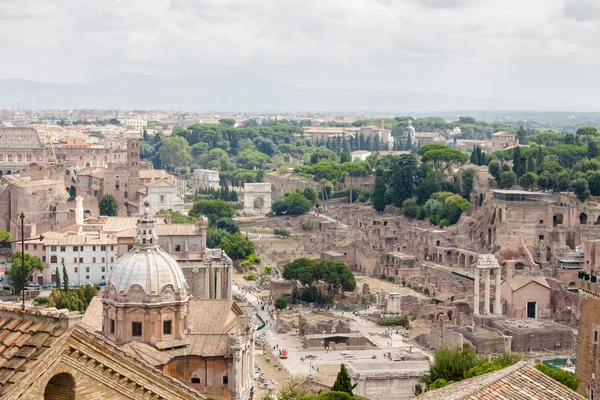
[102,203,189,345]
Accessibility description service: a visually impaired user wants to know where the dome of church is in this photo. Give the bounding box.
[105,206,188,302]
[405,120,416,135]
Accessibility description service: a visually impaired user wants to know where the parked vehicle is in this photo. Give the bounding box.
[279,348,288,359]
[26,282,40,288]
[47,282,57,289]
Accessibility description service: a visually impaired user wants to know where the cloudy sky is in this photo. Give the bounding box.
[1,0,599,105]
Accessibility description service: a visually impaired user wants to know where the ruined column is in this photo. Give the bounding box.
[204,266,210,299]
[484,268,491,315]
[494,267,502,314]
[227,261,233,300]
[216,268,222,299]
[474,268,480,315]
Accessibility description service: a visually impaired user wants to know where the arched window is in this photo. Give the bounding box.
[50,255,58,263]
[124,191,128,199]
[44,373,75,400]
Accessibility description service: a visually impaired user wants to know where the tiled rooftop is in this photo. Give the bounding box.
[417,362,585,399]
[0,305,80,396]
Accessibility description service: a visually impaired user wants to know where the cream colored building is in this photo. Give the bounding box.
[121,119,148,130]
[138,178,185,214]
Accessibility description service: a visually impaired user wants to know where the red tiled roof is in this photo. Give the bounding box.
[417,362,585,400]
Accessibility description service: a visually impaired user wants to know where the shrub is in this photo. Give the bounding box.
[244,272,257,281]
[424,288,430,296]
[378,315,410,328]
[275,297,288,310]
[247,254,261,264]
[33,296,48,306]
[379,274,386,280]
[264,266,273,275]
[274,228,291,238]
[535,364,579,391]
[387,276,395,282]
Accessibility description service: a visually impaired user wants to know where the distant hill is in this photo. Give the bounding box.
[0,73,590,111]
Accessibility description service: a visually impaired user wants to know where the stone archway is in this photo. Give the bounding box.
[515,262,525,271]
[253,196,264,211]
[459,254,466,268]
[243,183,272,215]
[44,373,75,400]
[580,212,588,225]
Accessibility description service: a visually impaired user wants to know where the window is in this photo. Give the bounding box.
[191,378,201,384]
[110,319,115,334]
[101,246,106,251]
[42,256,46,263]
[24,244,28,250]
[86,275,89,280]
[595,330,598,344]
[132,322,142,337]
[73,246,78,252]
[79,258,83,263]
[102,267,105,272]
[74,267,78,273]
[110,257,114,263]
[50,255,57,263]
[61,258,64,264]
[51,246,57,252]
[73,258,77,263]
[101,275,105,280]
[160,195,165,203]
[33,244,37,250]
[163,320,172,335]
[223,376,228,384]
[102,257,105,263]
[111,246,114,251]
[175,244,181,252]
[60,246,65,252]
[93,246,96,251]
[86,267,89,273]
[92,257,96,263]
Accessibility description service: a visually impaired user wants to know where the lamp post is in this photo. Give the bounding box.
[1,214,44,310]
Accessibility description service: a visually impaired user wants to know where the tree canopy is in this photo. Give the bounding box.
[99,194,118,216]
[7,252,43,293]
[282,258,356,294]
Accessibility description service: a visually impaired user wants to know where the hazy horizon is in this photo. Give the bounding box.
[2,0,600,110]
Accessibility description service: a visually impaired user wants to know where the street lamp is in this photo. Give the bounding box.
[1,213,44,310]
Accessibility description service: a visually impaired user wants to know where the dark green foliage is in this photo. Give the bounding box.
[571,178,591,202]
[588,141,599,159]
[158,209,197,224]
[63,264,69,293]
[207,227,231,248]
[512,147,526,178]
[464,362,504,378]
[47,284,98,312]
[275,297,288,310]
[273,228,290,238]
[378,315,409,328]
[372,173,387,213]
[7,252,43,294]
[99,194,118,216]
[220,232,255,261]
[401,199,418,218]
[499,171,517,189]
[189,199,235,223]
[518,172,538,190]
[299,391,361,400]
[331,364,355,395]
[272,191,313,216]
[283,258,356,294]
[55,268,61,293]
[462,169,475,199]
[534,364,579,391]
[214,218,239,234]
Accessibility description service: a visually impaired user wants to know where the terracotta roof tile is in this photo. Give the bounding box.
[26,321,46,333]
[0,318,12,330]
[14,333,32,348]
[16,320,33,333]
[2,331,22,347]
[4,318,23,331]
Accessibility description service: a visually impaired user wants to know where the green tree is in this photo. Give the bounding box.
[499,171,517,189]
[588,141,599,159]
[272,192,313,216]
[422,347,484,389]
[7,252,43,294]
[372,174,387,213]
[303,187,318,204]
[526,153,535,173]
[576,126,598,144]
[99,194,118,216]
[518,172,538,190]
[220,232,255,261]
[461,169,475,199]
[207,227,232,248]
[538,170,555,191]
[512,147,526,178]
[419,145,467,173]
[331,364,355,396]
[401,199,418,218]
[214,218,239,234]
[275,297,288,310]
[282,258,319,286]
[570,178,591,202]
[488,160,501,181]
[219,118,236,126]
[534,364,579,391]
[0,229,10,243]
[63,264,69,293]
[159,136,192,172]
[189,199,235,224]
[55,268,61,293]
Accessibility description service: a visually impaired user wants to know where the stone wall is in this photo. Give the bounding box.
[262,173,320,197]
[575,295,600,398]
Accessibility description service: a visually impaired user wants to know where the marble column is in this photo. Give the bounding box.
[495,267,502,314]
[216,268,222,299]
[474,269,480,315]
[484,268,491,315]
[204,266,210,299]
[227,263,233,300]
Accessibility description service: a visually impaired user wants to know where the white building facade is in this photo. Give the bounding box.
[139,179,185,215]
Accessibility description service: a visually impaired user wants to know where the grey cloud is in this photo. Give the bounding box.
[563,0,600,21]
[417,0,474,9]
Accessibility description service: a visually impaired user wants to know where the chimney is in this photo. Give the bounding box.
[75,196,84,226]
[378,118,384,129]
